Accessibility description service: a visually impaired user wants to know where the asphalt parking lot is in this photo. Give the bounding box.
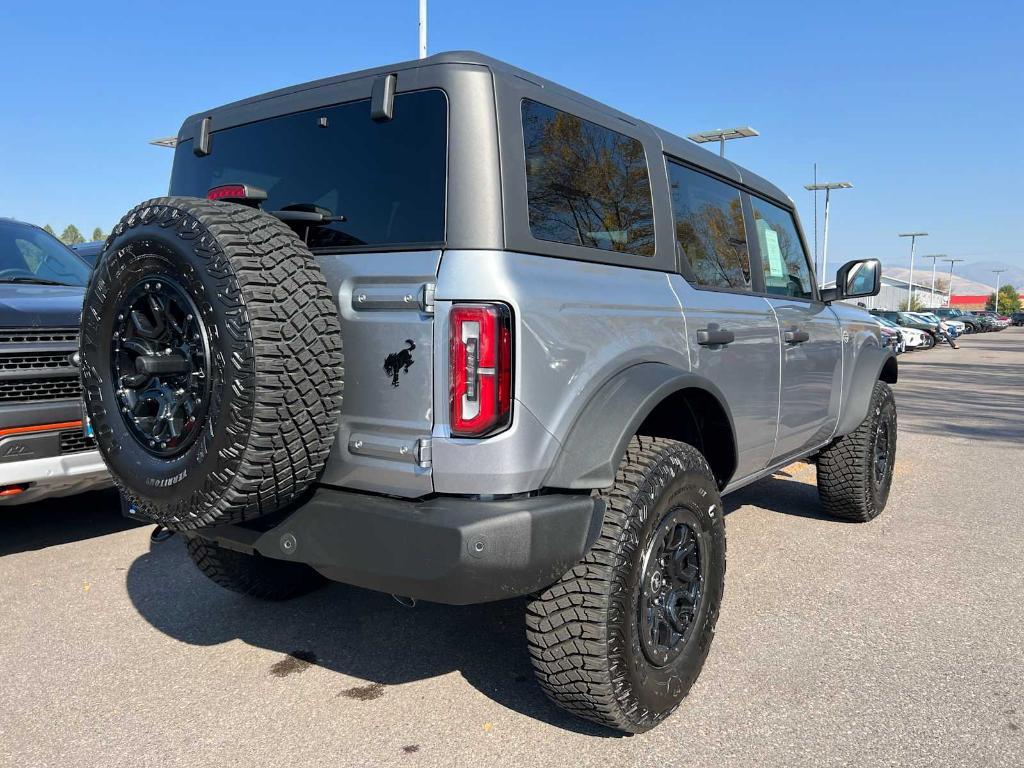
[2,330,1022,768]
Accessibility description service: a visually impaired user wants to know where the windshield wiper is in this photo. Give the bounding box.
[0,276,73,286]
[269,203,347,225]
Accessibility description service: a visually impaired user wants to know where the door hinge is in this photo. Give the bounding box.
[416,437,432,468]
[421,283,436,314]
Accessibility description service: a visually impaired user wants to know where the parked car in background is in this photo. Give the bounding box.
[0,219,111,504]
[970,312,996,331]
[928,307,982,333]
[877,315,926,350]
[910,311,962,338]
[878,324,903,354]
[972,311,1008,330]
[71,240,102,266]
[1011,311,1024,327]
[872,310,938,348]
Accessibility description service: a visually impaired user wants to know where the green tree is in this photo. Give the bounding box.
[987,284,1021,314]
[42,224,56,236]
[59,224,85,245]
[899,295,924,311]
[91,227,105,241]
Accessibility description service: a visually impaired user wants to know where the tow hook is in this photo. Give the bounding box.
[150,525,175,543]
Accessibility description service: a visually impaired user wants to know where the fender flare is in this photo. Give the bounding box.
[834,346,898,437]
[543,363,737,490]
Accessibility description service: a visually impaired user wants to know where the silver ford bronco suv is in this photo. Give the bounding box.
[81,52,897,733]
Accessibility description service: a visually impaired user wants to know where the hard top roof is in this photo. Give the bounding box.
[180,50,792,208]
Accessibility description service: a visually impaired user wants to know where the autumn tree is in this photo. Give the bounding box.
[987,285,1021,314]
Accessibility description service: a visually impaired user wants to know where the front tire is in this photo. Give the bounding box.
[816,381,897,522]
[526,437,726,733]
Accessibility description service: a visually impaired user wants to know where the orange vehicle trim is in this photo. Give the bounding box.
[0,421,83,439]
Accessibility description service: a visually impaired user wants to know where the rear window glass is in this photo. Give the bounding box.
[667,161,750,290]
[522,100,655,257]
[169,89,447,250]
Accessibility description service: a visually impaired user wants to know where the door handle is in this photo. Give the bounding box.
[696,328,735,346]
[784,328,810,344]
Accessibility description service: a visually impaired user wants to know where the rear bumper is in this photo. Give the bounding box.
[194,487,603,605]
[0,451,112,505]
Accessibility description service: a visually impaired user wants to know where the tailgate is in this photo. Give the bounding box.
[316,250,440,497]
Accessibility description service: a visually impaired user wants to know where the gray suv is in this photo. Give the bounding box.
[81,52,897,733]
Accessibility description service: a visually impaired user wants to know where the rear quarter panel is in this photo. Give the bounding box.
[431,250,688,494]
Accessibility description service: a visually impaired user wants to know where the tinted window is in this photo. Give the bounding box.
[522,100,654,256]
[170,90,447,249]
[667,161,750,289]
[0,221,90,286]
[749,196,814,299]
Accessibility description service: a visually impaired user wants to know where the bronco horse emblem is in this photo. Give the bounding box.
[384,339,416,387]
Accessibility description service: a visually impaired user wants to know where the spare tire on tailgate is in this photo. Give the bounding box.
[80,197,344,530]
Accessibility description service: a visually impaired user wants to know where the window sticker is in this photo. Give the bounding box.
[760,220,786,278]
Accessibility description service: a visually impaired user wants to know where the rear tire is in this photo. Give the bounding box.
[186,536,325,600]
[526,437,726,733]
[816,381,897,522]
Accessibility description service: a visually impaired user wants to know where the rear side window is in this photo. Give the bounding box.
[521,100,655,257]
[667,161,750,290]
[169,90,447,250]
[749,196,814,300]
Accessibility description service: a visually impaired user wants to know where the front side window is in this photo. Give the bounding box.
[749,196,815,300]
[522,100,655,256]
[170,90,448,250]
[667,160,750,290]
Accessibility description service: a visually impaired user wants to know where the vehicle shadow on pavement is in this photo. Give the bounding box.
[125,537,622,737]
[725,471,836,522]
[0,489,144,556]
[894,358,1024,445]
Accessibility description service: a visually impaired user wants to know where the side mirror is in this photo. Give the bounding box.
[822,258,882,303]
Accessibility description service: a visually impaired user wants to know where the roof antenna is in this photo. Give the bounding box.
[419,0,427,59]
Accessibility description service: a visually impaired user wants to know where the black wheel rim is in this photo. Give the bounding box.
[111,277,211,458]
[638,509,704,667]
[873,416,892,486]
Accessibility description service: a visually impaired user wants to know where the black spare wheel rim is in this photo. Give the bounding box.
[111,276,211,458]
[638,508,705,667]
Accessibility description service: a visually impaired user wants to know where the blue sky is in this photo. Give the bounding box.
[3,0,1022,280]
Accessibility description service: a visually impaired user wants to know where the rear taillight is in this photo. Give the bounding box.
[449,303,512,437]
[206,184,268,206]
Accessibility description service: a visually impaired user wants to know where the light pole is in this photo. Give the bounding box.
[921,254,945,307]
[898,232,928,309]
[943,258,964,307]
[993,269,1006,315]
[419,0,427,59]
[805,181,853,285]
[687,126,759,157]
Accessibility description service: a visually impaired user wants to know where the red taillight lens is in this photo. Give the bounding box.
[207,184,247,200]
[206,184,268,204]
[449,303,512,437]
